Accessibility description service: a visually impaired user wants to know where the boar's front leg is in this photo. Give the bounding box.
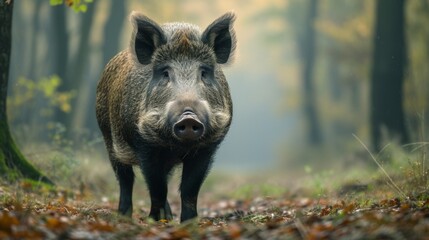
[140,154,173,221]
[112,160,135,217]
[180,149,214,222]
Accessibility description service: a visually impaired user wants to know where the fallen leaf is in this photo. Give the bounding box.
[0,212,19,233]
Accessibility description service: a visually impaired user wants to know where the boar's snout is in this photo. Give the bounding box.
[173,110,205,141]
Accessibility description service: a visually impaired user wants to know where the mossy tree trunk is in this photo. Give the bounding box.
[0,1,52,185]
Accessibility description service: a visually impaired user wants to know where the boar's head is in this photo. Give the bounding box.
[129,12,236,148]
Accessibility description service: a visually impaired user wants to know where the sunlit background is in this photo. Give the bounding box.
[7,0,429,194]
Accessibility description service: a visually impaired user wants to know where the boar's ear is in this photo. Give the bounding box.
[130,12,167,65]
[201,12,236,64]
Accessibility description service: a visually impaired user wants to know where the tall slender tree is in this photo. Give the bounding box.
[50,4,69,83]
[84,0,126,131]
[51,2,96,133]
[0,1,52,184]
[51,4,71,131]
[370,0,409,150]
[68,2,98,133]
[102,0,125,66]
[300,0,322,145]
[28,0,43,80]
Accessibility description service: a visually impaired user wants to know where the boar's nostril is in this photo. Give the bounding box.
[173,117,204,141]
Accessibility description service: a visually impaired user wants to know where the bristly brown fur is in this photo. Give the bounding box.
[95,11,237,222]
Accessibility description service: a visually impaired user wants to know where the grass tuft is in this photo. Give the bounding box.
[353,134,408,199]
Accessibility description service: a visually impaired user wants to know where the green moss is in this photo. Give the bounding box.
[0,119,53,185]
[20,178,56,192]
[0,120,11,175]
[0,150,8,174]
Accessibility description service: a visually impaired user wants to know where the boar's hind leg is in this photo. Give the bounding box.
[112,160,135,217]
[180,150,214,222]
[140,159,173,221]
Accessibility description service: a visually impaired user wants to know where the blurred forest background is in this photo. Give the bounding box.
[4,0,429,190]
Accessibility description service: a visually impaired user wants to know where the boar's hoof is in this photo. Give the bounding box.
[174,115,204,141]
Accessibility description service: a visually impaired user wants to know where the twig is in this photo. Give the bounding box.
[352,134,407,199]
[294,218,308,239]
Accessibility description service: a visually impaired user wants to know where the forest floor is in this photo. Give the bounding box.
[1,169,429,240]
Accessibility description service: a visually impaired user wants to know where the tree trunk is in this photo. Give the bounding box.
[370,0,409,151]
[84,0,126,131]
[300,0,322,145]
[51,4,71,130]
[0,1,52,184]
[56,1,95,133]
[28,0,42,80]
[66,2,96,134]
[50,4,69,83]
[102,0,125,66]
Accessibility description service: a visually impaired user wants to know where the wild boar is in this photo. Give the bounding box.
[95,11,236,222]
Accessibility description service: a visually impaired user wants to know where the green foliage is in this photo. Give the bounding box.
[6,75,76,176]
[7,75,74,122]
[23,123,106,189]
[355,138,429,199]
[49,0,63,5]
[50,0,93,13]
[401,143,429,197]
[44,123,78,184]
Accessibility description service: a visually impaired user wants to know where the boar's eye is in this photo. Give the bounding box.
[155,67,171,86]
[160,69,171,86]
[162,70,170,79]
[201,70,207,79]
[200,66,214,85]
